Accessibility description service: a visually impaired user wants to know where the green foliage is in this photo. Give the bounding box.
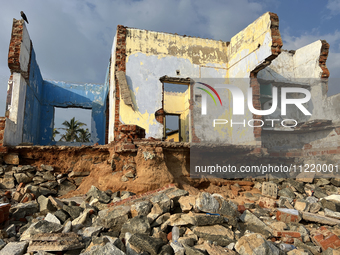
[58,117,91,143]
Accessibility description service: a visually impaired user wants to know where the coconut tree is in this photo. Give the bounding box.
[77,128,91,142]
[60,117,87,142]
[52,128,60,141]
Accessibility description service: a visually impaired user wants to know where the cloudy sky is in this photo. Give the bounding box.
[0,0,340,136]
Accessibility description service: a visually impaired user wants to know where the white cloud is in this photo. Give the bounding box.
[0,0,270,116]
[327,0,340,15]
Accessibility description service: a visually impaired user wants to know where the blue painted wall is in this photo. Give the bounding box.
[23,48,43,144]
[22,47,109,145]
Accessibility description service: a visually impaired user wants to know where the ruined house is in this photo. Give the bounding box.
[0,11,339,182]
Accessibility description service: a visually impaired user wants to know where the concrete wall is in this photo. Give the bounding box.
[4,19,109,146]
[40,81,107,145]
[111,12,282,145]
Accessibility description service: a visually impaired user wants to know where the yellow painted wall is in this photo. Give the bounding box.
[164,89,190,142]
[166,132,179,142]
[117,12,275,143]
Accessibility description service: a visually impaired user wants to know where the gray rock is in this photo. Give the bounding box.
[41,164,54,171]
[80,242,125,255]
[183,244,204,255]
[11,201,39,220]
[39,187,57,196]
[33,176,46,184]
[62,221,72,233]
[159,244,174,255]
[45,213,61,225]
[98,205,130,231]
[40,181,58,189]
[0,241,28,255]
[86,185,111,204]
[72,211,91,231]
[181,213,224,226]
[195,192,219,213]
[309,203,321,213]
[0,239,6,250]
[120,215,151,238]
[6,224,16,238]
[166,189,189,207]
[63,205,83,220]
[53,210,69,223]
[150,193,171,213]
[330,178,340,187]
[20,221,63,241]
[313,187,327,198]
[128,233,164,255]
[240,210,273,238]
[37,195,56,212]
[321,198,340,212]
[14,173,32,184]
[81,226,102,239]
[121,191,136,199]
[193,225,234,246]
[278,188,295,199]
[0,177,15,189]
[235,233,279,255]
[131,201,153,217]
[58,180,77,196]
[42,171,55,181]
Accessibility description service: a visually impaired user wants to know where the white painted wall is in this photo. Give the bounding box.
[3,73,27,145]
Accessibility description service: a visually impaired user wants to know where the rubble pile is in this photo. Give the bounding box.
[1,167,340,254]
[0,163,87,204]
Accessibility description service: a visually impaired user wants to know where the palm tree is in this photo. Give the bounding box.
[77,128,91,142]
[52,128,60,141]
[60,117,87,142]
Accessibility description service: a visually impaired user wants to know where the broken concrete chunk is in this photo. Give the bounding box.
[181,212,224,226]
[86,185,111,204]
[0,241,28,255]
[235,233,280,255]
[128,233,164,255]
[20,221,64,241]
[41,164,54,171]
[45,213,61,225]
[261,182,277,199]
[37,195,56,213]
[120,215,151,238]
[302,212,340,225]
[276,208,302,223]
[27,232,84,253]
[58,180,77,196]
[178,195,196,212]
[131,200,153,217]
[193,225,234,246]
[195,192,219,213]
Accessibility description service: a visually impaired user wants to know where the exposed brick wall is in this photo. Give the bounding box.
[114,25,127,140]
[8,20,24,73]
[249,12,283,143]
[0,117,8,154]
[319,40,330,78]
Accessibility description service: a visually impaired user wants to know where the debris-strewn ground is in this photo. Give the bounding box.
[2,156,340,254]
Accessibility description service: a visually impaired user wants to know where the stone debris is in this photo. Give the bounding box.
[2,171,340,254]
